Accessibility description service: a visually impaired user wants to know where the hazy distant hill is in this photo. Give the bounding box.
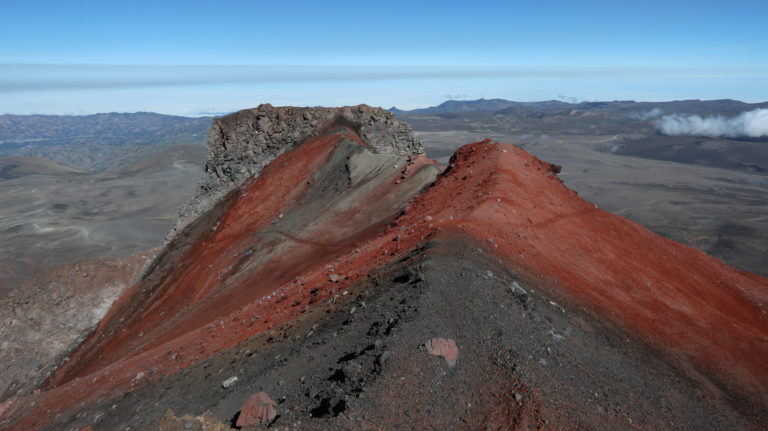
[0,156,86,179]
[390,98,571,114]
[0,113,212,172]
[391,99,762,140]
[118,144,208,176]
[392,98,768,117]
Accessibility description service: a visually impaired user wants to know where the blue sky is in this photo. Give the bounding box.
[1,0,766,115]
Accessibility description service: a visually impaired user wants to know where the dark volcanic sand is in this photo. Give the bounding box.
[30,242,763,430]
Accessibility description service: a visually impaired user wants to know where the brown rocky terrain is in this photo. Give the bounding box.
[1,105,766,430]
[0,251,154,402]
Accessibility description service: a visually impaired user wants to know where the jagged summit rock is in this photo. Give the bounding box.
[204,104,422,189]
[175,104,424,235]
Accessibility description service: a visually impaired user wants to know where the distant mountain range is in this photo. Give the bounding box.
[2,99,767,173]
[0,113,211,172]
[389,98,570,114]
[391,98,768,116]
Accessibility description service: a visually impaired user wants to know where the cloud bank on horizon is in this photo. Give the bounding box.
[658,109,768,138]
[629,108,664,121]
[1,64,728,94]
[2,1,767,115]
[6,63,765,116]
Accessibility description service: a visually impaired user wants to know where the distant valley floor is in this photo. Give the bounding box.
[0,145,206,295]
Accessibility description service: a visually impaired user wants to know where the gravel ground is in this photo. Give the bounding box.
[42,240,762,431]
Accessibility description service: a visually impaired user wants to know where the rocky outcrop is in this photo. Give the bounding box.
[174,104,423,234]
[204,104,423,189]
[0,252,154,402]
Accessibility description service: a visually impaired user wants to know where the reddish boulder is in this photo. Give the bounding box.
[236,392,278,427]
[426,338,459,366]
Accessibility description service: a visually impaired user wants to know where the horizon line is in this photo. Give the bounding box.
[3,97,768,118]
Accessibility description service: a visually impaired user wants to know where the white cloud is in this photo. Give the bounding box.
[629,108,664,120]
[658,108,768,138]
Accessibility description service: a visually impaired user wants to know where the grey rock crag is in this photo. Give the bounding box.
[203,104,423,190]
[173,104,424,236]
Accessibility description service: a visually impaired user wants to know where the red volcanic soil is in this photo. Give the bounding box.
[3,127,438,429]
[398,142,768,403]
[4,139,767,430]
[49,127,437,385]
[48,131,347,382]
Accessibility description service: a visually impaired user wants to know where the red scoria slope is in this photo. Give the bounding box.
[398,142,768,405]
[3,138,767,430]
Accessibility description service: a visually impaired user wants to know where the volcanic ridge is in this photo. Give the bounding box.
[1,105,767,430]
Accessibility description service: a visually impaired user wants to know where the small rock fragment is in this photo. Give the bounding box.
[425,338,459,366]
[377,351,393,366]
[222,376,238,389]
[509,281,527,295]
[236,392,278,427]
[180,418,202,431]
[328,274,340,283]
